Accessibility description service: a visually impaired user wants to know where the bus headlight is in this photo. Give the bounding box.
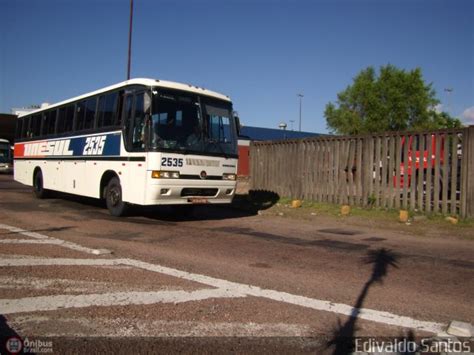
[222,173,236,181]
[151,171,180,179]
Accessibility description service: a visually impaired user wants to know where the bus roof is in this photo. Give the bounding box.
[18,78,231,118]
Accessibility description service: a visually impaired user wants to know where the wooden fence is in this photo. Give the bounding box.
[250,126,474,218]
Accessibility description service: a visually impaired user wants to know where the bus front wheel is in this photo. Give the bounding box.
[33,170,49,199]
[105,177,128,217]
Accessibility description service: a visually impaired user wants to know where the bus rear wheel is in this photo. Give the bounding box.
[33,170,49,199]
[105,177,128,217]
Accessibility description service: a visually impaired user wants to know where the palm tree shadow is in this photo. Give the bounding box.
[327,248,399,354]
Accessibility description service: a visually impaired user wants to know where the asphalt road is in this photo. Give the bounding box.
[0,174,472,354]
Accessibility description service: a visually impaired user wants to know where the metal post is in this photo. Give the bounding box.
[297,93,304,131]
[127,0,134,80]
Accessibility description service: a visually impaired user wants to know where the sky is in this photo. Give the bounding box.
[1,0,473,133]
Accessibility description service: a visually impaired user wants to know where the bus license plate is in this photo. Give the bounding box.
[188,198,209,204]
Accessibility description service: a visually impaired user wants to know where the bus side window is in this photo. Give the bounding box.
[65,105,74,133]
[15,118,23,139]
[31,114,42,137]
[115,91,124,127]
[21,117,28,138]
[57,106,74,134]
[23,116,31,138]
[123,95,134,151]
[97,95,106,128]
[75,101,86,131]
[84,98,97,130]
[57,107,67,134]
[47,110,57,135]
[40,113,47,136]
[104,92,118,127]
[41,110,54,136]
[97,92,118,128]
[132,93,146,150]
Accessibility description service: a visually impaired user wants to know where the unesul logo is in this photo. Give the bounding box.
[5,336,23,354]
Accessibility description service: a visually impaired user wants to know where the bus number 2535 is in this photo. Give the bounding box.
[161,157,184,167]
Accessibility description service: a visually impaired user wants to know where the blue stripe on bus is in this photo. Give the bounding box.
[17,132,122,158]
[68,133,121,156]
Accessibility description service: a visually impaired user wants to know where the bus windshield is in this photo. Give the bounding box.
[0,142,12,164]
[150,89,237,157]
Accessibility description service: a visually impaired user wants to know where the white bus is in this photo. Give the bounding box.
[14,78,239,216]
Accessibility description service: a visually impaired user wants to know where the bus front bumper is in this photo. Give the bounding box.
[0,164,13,174]
[143,178,237,205]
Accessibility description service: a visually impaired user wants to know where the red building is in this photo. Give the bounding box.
[237,126,321,177]
[237,138,250,176]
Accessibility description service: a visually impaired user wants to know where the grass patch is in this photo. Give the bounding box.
[278,198,399,219]
[269,196,474,240]
[233,191,474,239]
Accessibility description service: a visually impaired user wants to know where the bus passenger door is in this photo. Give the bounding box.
[122,91,149,205]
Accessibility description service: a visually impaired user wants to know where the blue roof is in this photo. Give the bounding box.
[240,126,321,141]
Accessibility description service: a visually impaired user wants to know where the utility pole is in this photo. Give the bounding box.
[297,93,304,131]
[127,0,134,80]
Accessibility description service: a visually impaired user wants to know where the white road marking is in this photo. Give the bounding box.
[0,257,446,334]
[0,239,108,254]
[11,317,313,337]
[0,258,130,268]
[0,289,242,315]
[0,224,49,240]
[243,288,445,334]
[0,276,110,291]
[0,275,188,294]
[0,223,110,255]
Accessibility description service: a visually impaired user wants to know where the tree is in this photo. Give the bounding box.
[325,65,463,135]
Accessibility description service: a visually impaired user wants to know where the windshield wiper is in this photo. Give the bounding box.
[207,138,228,159]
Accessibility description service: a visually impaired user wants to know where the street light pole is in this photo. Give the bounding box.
[127,0,134,80]
[297,93,304,132]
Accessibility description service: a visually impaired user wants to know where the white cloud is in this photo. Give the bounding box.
[462,106,474,124]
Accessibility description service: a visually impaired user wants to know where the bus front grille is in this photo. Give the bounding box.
[181,188,218,197]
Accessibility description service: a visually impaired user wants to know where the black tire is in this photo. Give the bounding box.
[33,170,49,199]
[105,177,129,217]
